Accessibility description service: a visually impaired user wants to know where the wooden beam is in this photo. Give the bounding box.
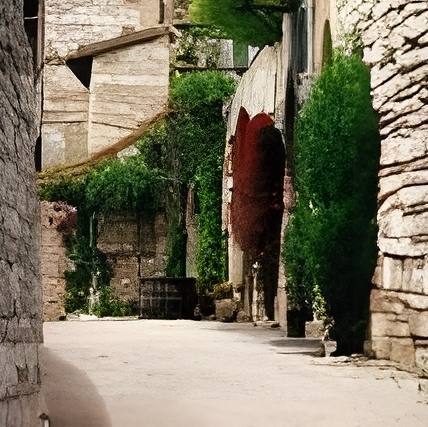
[66,25,170,60]
[175,65,248,74]
[37,108,169,184]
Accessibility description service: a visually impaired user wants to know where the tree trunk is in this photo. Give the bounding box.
[0,0,43,424]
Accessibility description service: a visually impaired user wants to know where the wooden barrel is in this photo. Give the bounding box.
[139,277,197,320]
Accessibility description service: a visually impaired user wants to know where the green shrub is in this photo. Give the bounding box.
[92,285,135,317]
[138,71,236,290]
[284,52,380,354]
[63,235,113,314]
[190,0,301,46]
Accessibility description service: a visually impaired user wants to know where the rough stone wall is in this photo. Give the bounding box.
[97,212,167,302]
[338,0,428,370]
[40,202,75,321]
[0,0,44,423]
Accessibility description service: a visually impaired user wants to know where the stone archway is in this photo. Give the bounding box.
[230,108,286,320]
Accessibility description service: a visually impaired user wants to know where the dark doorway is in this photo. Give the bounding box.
[231,109,286,319]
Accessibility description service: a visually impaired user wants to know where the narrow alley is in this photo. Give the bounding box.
[42,320,428,427]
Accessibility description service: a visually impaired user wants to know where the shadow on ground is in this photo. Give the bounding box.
[41,347,112,427]
[268,338,322,354]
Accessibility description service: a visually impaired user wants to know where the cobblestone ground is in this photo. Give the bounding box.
[42,320,428,427]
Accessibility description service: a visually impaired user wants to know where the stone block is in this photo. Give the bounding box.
[236,310,251,323]
[370,337,392,360]
[370,289,404,314]
[382,256,403,290]
[401,257,425,295]
[419,379,428,400]
[324,341,337,357]
[399,293,428,311]
[215,299,237,322]
[370,312,410,337]
[363,340,374,358]
[415,347,428,374]
[390,338,415,366]
[305,320,325,338]
[409,312,428,337]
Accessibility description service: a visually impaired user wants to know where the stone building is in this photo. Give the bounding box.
[223,0,335,328]
[38,0,175,319]
[39,0,174,168]
[224,0,428,371]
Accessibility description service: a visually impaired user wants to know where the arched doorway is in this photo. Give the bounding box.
[230,108,286,320]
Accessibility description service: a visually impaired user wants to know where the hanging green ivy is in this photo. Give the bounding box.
[138,70,236,290]
[40,70,236,312]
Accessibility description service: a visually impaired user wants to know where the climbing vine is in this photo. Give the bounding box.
[284,52,380,354]
[40,70,235,312]
[39,157,162,315]
[138,70,236,290]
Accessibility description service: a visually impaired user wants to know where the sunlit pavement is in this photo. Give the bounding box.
[42,320,428,427]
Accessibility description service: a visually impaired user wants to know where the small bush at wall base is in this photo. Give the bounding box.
[92,285,135,317]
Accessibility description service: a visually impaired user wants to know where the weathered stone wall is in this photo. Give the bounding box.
[88,37,170,155]
[42,64,89,165]
[97,212,167,302]
[40,202,75,321]
[44,0,169,58]
[42,0,172,168]
[223,43,287,324]
[0,0,44,422]
[338,0,428,370]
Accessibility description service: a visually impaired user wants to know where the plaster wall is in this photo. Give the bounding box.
[224,44,287,324]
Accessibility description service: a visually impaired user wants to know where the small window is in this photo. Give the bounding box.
[24,0,39,61]
[66,57,93,89]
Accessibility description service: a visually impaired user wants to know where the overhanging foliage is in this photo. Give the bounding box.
[190,0,301,46]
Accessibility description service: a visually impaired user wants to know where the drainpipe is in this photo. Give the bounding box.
[307,0,314,75]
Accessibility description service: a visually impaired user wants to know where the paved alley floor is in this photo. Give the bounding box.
[42,319,428,427]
